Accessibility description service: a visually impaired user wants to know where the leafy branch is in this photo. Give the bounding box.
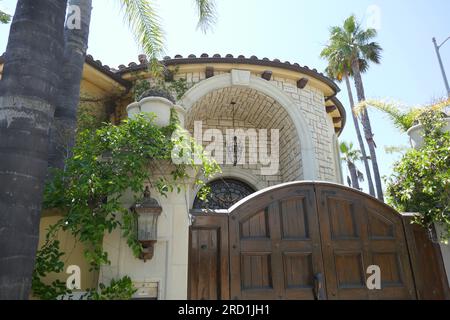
[386,110,450,242]
[33,112,220,299]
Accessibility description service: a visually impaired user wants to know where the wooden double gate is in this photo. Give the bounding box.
[188,182,449,300]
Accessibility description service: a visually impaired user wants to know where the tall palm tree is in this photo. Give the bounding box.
[325,15,384,201]
[49,0,93,172]
[0,0,69,300]
[0,0,216,300]
[49,0,216,170]
[321,47,375,197]
[340,142,365,191]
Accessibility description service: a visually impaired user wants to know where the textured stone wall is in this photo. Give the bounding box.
[191,119,283,189]
[132,68,339,185]
[269,76,337,182]
[173,70,338,183]
[187,86,302,188]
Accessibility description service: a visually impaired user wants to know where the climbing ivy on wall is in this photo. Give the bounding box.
[33,111,220,299]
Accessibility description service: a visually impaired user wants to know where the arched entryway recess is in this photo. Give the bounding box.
[188,182,450,300]
[180,72,318,181]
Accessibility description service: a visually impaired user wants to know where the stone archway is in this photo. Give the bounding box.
[187,86,302,186]
[180,72,317,180]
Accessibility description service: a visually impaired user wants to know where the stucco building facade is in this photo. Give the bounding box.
[0,54,442,300]
[95,54,347,299]
[2,51,448,300]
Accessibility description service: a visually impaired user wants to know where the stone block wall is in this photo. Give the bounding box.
[172,70,338,183]
[128,67,339,187]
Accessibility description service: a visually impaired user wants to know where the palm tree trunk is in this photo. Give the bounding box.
[344,73,375,196]
[347,161,360,190]
[0,0,68,299]
[351,59,384,201]
[49,0,92,171]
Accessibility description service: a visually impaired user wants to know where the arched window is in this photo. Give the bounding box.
[193,178,256,210]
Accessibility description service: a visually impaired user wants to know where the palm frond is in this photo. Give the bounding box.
[0,10,10,24]
[343,15,357,34]
[340,141,363,163]
[329,26,343,37]
[355,100,414,132]
[194,0,217,33]
[358,58,369,73]
[322,14,383,78]
[356,97,450,132]
[321,41,353,81]
[384,145,409,154]
[355,28,378,43]
[0,0,10,24]
[340,141,350,154]
[120,0,165,75]
[428,97,450,113]
[360,42,383,64]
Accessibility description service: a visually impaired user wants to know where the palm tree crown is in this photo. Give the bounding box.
[340,141,362,163]
[326,15,382,69]
[320,18,377,198]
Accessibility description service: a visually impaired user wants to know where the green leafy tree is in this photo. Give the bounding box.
[0,5,10,24]
[32,112,220,299]
[323,15,384,201]
[340,142,366,191]
[89,277,137,300]
[0,0,217,299]
[386,110,450,242]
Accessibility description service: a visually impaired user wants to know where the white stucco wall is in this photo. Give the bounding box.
[100,187,191,299]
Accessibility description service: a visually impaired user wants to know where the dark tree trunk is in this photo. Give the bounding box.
[49,0,92,171]
[351,59,384,202]
[347,161,360,190]
[0,0,68,299]
[344,73,375,196]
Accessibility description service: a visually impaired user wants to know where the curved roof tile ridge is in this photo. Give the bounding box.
[116,54,340,94]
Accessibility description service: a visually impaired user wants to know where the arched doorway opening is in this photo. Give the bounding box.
[185,86,304,188]
[181,73,317,182]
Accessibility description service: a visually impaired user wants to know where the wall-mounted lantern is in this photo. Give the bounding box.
[131,186,162,262]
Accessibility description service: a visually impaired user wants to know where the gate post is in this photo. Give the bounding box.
[401,213,450,300]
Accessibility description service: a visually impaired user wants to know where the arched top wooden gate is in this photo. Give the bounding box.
[189,182,449,300]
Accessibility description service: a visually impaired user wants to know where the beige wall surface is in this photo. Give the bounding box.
[37,212,99,293]
[100,187,191,300]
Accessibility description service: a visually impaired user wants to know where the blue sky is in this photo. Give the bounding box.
[0,0,449,193]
